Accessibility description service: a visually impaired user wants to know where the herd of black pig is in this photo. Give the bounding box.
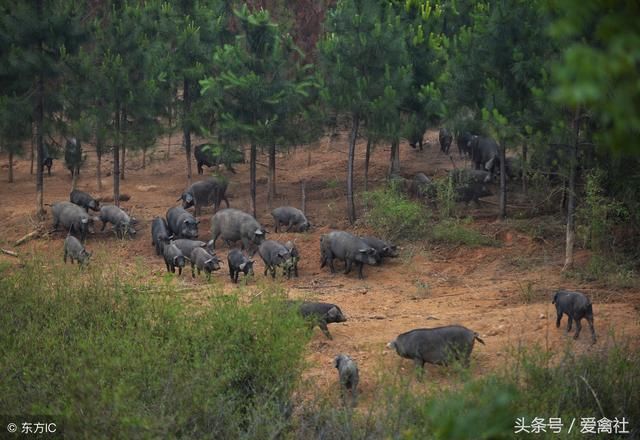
[46,143,596,403]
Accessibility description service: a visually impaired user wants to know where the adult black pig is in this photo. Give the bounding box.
[166,207,199,239]
[552,290,596,343]
[387,325,485,369]
[51,201,91,241]
[296,301,347,340]
[320,231,378,279]
[210,208,266,252]
[178,178,229,216]
[360,236,398,264]
[99,205,136,238]
[271,206,310,232]
[70,189,100,212]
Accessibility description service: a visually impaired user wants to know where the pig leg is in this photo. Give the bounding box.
[344,259,352,274]
[229,268,235,282]
[63,249,68,264]
[566,316,573,333]
[357,262,364,280]
[165,261,171,272]
[319,321,333,340]
[177,266,182,276]
[286,220,294,232]
[191,262,196,278]
[555,310,562,328]
[573,319,582,340]
[100,219,107,231]
[327,256,336,273]
[587,315,596,343]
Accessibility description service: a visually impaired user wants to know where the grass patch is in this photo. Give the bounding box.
[295,342,639,439]
[0,257,309,438]
[564,254,639,289]
[363,185,427,242]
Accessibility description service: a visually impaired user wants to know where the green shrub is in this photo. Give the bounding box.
[363,184,427,241]
[0,257,309,438]
[577,168,628,255]
[434,174,457,219]
[508,343,640,439]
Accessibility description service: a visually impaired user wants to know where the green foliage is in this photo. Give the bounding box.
[509,344,640,438]
[577,169,628,254]
[550,0,640,153]
[201,5,315,149]
[0,258,309,438]
[434,174,457,219]
[363,184,426,241]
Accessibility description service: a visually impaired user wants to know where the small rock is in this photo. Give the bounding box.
[370,315,386,320]
[539,313,546,319]
[426,315,439,320]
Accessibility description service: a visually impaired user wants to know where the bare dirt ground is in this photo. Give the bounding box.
[1,130,639,405]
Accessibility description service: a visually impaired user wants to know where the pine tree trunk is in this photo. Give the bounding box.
[268,142,276,209]
[183,78,192,186]
[30,127,35,175]
[113,106,121,207]
[301,180,306,215]
[35,72,45,218]
[120,144,126,180]
[96,149,102,192]
[389,138,400,178]
[167,104,172,160]
[8,150,14,183]
[120,109,126,180]
[499,141,507,219]
[347,114,360,224]
[364,138,371,192]
[522,142,528,195]
[563,108,580,271]
[250,143,257,218]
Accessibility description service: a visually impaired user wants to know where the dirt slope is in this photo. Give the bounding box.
[1,131,638,404]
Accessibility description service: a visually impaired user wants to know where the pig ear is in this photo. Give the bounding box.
[239,262,246,270]
[81,218,89,224]
[183,219,189,224]
[196,220,200,225]
[205,258,213,264]
[173,256,179,264]
[206,239,214,247]
[334,356,340,368]
[255,229,264,236]
[184,256,191,262]
[358,248,368,253]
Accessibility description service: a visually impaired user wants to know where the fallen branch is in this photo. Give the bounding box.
[1,248,18,257]
[98,193,131,203]
[14,229,41,247]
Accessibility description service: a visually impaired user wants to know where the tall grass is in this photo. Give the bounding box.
[0,257,309,438]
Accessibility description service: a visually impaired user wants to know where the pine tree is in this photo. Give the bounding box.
[0,0,85,215]
[319,0,411,223]
[201,6,315,217]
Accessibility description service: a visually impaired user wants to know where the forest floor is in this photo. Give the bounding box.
[1,129,639,405]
